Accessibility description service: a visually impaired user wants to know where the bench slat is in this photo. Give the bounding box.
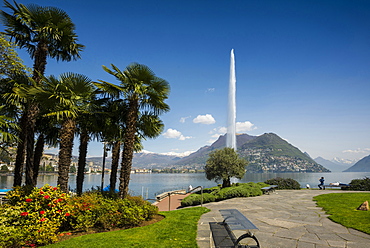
[219,209,258,231]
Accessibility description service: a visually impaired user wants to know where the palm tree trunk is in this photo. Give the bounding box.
[32,133,45,185]
[24,41,47,186]
[109,141,121,193]
[25,103,39,186]
[76,129,89,195]
[13,112,27,187]
[57,118,76,193]
[119,100,138,199]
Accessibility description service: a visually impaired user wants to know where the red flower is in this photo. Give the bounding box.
[20,212,28,216]
[43,195,50,199]
[57,209,62,213]
[39,218,46,222]
[53,187,58,190]
[40,191,44,195]
[65,213,70,217]
[66,232,71,235]
[40,211,45,215]
[25,198,32,202]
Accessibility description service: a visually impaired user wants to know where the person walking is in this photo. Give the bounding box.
[318,177,325,190]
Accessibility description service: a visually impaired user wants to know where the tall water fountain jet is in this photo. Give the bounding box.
[227,49,237,150]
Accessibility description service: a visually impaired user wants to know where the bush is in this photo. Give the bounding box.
[181,193,216,207]
[181,182,265,207]
[1,184,73,247]
[349,177,370,191]
[0,185,158,247]
[68,192,158,231]
[264,177,301,190]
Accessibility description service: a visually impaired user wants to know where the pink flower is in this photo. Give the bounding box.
[40,211,45,215]
[20,212,28,216]
[25,198,32,202]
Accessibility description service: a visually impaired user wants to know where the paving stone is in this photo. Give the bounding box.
[197,190,370,248]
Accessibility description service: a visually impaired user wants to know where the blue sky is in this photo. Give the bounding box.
[2,0,370,161]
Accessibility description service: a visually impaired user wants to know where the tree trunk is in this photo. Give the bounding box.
[25,103,39,186]
[222,177,231,188]
[24,41,48,186]
[57,118,76,193]
[13,112,27,187]
[32,133,45,185]
[109,141,121,193]
[119,100,138,199]
[76,129,89,195]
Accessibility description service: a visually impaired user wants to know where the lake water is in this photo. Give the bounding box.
[1,172,370,200]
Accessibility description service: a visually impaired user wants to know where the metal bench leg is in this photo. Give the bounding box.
[234,232,260,248]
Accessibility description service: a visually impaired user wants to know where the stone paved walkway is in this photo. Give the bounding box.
[197,190,370,248]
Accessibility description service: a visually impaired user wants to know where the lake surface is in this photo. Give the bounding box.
[1,172,370,200]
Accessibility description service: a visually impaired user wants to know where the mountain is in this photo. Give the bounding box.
[174,133,256,166]
[175,133,330,173]
[132,152,182,168]
[343,155,370,172]
[314,157,350,172]
[238,133,329,172]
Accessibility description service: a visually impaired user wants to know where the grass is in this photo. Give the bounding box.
[314,193,370,234]
[44,207,210,248]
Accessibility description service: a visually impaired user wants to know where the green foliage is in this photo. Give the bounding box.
[0,185,159,247]
[181,182,266,207]
[314,193,370,234]
[348,177,370,191]
[67,192,158,231]
[0,34,30,78]
[205,147,248,187]
[264,177,301,190]
[1,184,73,247]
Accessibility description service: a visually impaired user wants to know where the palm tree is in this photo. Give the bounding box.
[1,0,84,186]
[30,73,96,192]
[100,63,170,198]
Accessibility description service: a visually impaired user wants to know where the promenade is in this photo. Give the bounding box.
[196,190,370,248]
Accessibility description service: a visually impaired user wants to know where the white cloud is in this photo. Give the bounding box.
[342,148,370,154]
[193,114,216,125]
[179,116,191,123]
[236,121,257,132]
[205,88,215,93]
[162,128,192,140]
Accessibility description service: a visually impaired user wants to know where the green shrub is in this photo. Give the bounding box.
[264,177,301,190]
[181,182,265,207]
[348,177,370,191]
[68,192,158,231]
[1,184,73,247]
[0,186,158,247]
[181,193,216,207]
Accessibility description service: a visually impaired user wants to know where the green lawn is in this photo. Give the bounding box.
[45,207,210,248]
[314,193,370,234]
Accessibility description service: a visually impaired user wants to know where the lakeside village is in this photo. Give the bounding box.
[0,152,204,175]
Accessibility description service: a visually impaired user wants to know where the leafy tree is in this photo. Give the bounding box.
[100,63,170,198]
[0,33,29,78]
[1,0,84,187]
[205,147,248,188]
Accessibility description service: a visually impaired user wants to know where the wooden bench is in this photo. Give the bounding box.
[261,185,277,194]
[210,209,260,248]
